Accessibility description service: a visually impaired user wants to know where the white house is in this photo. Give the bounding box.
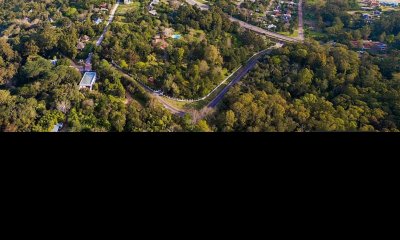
[79,72,97,90]
[51,123,63,132]
[94,18,103,25]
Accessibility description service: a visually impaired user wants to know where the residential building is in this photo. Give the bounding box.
[79,72,97,90]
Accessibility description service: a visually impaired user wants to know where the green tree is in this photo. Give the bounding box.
[194,120,212,132]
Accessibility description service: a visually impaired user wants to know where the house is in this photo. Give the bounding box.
[374,42,387,51]
[150,0,160,6]
[148,0,160,15]
[124,0,132,4]
[373,10,381,15]
[80,35,90,42]
[162,28,174,38]
[362,13,372,20]
[94,18,103,25]
[379,1,399,7]
[283,13,292,22]
[50,59,58,66]
[350,40,387,52]
[77,42,85,51]
[152,35,169,49]
[51,123,63,132]
[79,72,97,90]
[84,63,92,72]
[362,0,380,8]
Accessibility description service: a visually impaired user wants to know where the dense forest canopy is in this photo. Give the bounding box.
[211,41,400,131]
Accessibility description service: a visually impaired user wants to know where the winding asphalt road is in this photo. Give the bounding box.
[207,43,283,108]
[112,44,283,115]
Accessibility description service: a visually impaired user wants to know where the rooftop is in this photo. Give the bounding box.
[80,72,97,86]
[52,123,63,132]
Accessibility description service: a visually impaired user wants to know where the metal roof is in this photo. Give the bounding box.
[80,72,97,86]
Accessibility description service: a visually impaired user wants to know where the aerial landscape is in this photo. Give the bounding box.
[0,0,399,132]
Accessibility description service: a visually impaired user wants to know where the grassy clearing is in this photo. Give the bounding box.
[393,72,400,80]
[305,27,328,39]
[306,0,327,7]
[117,1,140,15]
[278,29,299,38]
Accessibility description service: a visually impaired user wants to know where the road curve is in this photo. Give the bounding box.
[113,43,283,114]
[207,43,282,108]
[111,62,186,116]
[156,96,186,116]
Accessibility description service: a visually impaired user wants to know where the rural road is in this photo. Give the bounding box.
[156,96,186,116]
[85,1,120,66]
[297,0,304,41]
[185,0,209,10]
[96,1,120,47]
[229,16,301,43]
[113,44,283,115]
[185,0,303,43]
[207,43,283,108]
[111,62,186,116]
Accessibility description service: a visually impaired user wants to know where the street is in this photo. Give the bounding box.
[96,1,120,47]
[185,0,209,10]
[85,1,120,67]
[229,16,301,43]
[297,0,304,41]
[207,43,282,108]
[185,0,303,43]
